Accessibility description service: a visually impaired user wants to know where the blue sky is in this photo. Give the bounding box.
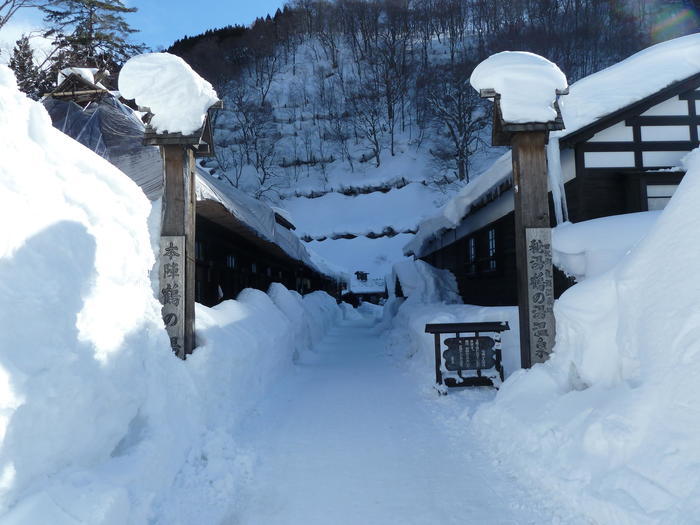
[7,0,288,49]
[128,1,288,49]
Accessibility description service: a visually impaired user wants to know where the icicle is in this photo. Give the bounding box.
[547,136,569,224]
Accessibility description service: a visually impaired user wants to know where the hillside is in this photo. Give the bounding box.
[170,0,683,283]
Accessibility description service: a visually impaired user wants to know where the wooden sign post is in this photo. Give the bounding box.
[481,93,566,368]
[157,145,196,359]
[144,104,221,359]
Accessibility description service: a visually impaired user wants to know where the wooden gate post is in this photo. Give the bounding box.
[511,132,555,368]
[144,103,222,359]
[157,144,196,359]
[479,92,566,369]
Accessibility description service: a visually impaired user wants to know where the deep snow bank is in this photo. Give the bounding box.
[0,66,341,524]
[552,211,660,281]
[382,260,522,383]
[471,150,700,523]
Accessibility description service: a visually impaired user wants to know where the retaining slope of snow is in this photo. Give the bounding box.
[0,65,341,524]
[552,211,661,281]
[471,148,700,523]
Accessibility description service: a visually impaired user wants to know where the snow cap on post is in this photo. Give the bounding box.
[118,52,219,136]
[470,51,568,125]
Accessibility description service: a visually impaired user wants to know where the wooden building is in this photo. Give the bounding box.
[406,38,700,306]
[43,71,341,307]
[341,272,387,307]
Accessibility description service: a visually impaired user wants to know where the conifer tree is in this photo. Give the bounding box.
[8,35,45,99]
[41,0,145,70]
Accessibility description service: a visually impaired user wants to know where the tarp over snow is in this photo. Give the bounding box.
[43,96,163,200]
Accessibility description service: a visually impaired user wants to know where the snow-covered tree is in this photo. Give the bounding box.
[41,0,144,70]
[8,35,49,100]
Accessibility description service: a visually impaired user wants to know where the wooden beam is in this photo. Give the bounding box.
[159,145,196,358]
[512,131,555,367]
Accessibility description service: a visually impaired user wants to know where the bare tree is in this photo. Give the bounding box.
[421,62,489,182]
[0,0,37,31]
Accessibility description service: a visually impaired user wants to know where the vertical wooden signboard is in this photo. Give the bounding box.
[525,228,555,364]
[159,236,186,359]
[511,130,555,368]
[159,144,196,358]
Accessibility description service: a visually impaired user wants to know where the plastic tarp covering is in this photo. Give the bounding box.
[43,96,163,200]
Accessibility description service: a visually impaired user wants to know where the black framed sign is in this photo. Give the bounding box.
[443,336,496,371]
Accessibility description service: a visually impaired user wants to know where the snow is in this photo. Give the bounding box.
[470,148,700,523]
[0,65,342,523]
[227,315,558,524]
[380,259,522,380]
[0,21,53,68]
[308,233,413,280]
[404,151,512,256]
[555,32,700,139]
[57,67,97,86]
[118,53,219,135]
[281,182,441,240]
[470,51,568,124]
[553,211,660,281]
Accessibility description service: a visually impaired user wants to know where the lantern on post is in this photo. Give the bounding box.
[470,52,568,368]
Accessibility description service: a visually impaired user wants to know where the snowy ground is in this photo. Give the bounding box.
[224,314,573,524]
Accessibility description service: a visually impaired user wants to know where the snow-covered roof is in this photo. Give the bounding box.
[406,34,700,257]
[196,169,340,278]
[344,275,385,295]
[57,67,99,86]
[555,33,700,141]
[404,152,513,256]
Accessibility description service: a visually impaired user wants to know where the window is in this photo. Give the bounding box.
[251,262,257,273]
[646,184,678,211]
[487,229,497,271]
[195,241,205,261]
[226,255,235,269]
[467,237,477,275]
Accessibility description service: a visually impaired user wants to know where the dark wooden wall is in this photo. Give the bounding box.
[195,216,340,307]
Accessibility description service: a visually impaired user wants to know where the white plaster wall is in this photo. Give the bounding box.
[641,96,688,116]
[587,121,633,142]
[643,150,687,167]
[584,151,635,168]
[640,125,691,141]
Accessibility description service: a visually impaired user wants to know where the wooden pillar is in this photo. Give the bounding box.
[159,144,196,358]
[512,132,555,368]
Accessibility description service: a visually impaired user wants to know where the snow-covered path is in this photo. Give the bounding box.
[226,317,557,524]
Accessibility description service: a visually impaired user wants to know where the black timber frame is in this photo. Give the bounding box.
[426,321,510,388]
